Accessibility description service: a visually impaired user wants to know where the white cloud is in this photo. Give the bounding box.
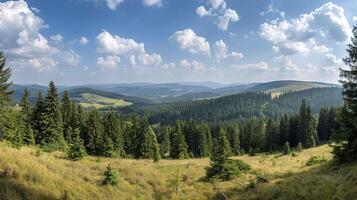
[50,34,63,43]
[161,62,176,70]
[170,29,210,55]
[79,37,89,45]
[106,0,124,10]
[230,62,269,71]
[96,30,145,55]
[260,2,351,56]
[196,6,211,17]
[143,0,162,7]
[217,8,239,31]
[179,59,205,70]
[209,0,225,10]
[274,55,299,73]
[0,0,80,72]
[97,55,120,70]
[96,30,162,68]
[214,40,243,62]
[353,16,357,21]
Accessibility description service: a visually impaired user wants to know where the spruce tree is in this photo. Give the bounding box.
[20,88,35,145]
[0,51,13,137]
[317,107,329,142]
[279,114,290,145]
[298,99,316,148]
[67,128,86,161]
[100,134,114,157]
[288,114,299,147]
[197,124,210,157]
[61,90,73,141]
[42,81,66,151]
[332,26,357,161]
[84,110,104,155]
[103,112,125,157]
[170,121,189,159]
[31,92,46,144]
[160,126,171,158]
[103,164,118,186]
[226,125,240,156]
[265,118,279,152]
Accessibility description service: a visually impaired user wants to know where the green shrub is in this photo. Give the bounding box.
[305,156,326,166]
[296,142,302,152]
[283,142,291,155]
[291,152,298,157]
[205,159,251,181]
[103,164,118,186]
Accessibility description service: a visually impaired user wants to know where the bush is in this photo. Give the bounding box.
[283,142,291,155]
[103,164,118,186]
[205,159,251,181]
[296,142,302,152]
[305,156,326,166]
[291,152,298,157]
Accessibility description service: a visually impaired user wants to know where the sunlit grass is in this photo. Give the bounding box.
[0,143,355,200]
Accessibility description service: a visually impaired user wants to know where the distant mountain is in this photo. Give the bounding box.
[10,80,341,105]
[10,84,49,103]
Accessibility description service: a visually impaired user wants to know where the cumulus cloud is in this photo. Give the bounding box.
[50,34,63,43]
[196,0,238,31]
[259,2,351,55]
[209,0,226,10]
[97,55,120,70]
[79,37,89,45]
[323,53,343,74]
[96,30,162,68]
[274,55,299,73]
[170,29,210,55]
[105,0,124,10]
[230,62,269,71]
[353,16,357,21]
[214,40,243,62]
[196,6,211,17]
[0,0,80,72]
[179,59,205,70]
[143,0,162,7]
[217,8,239,31]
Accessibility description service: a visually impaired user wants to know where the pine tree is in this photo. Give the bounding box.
[67,128,86,161]
[61,90,73,141]
[41,81,66,151]
[288,114,299,147]
[298,99,316,148]
[197,124,211,157]
[103,164,118,186]
[100,134,114,157]
[0,51,13,137]
[226,125,240,155]
[20,88,35,145]
[137,126,160,160]
[170,121,189,159]
[317,107,329,142]
[332,26,357,161]
[84,110,104,155]
[265,118,279,152]
[31,92,46,144]
[103,112,125,157]
[160,126,171,158]
[279,114,290,145]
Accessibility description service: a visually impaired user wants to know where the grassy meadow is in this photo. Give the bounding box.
[0,143,356,200]
[78,93,132,109]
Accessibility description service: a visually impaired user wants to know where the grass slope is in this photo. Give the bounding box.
[78,93,132,109]
[0,144,356,200]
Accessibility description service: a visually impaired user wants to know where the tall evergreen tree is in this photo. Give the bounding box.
[160,126,171,158]
[298,99,316,148]
[226,125,240,155]
[31,92,46,144]
[61,90,73,141]
[103,112,125,157]
[279,114,290,145]
[317,107,329,142]
[332,25,357,161]
[197,124,211,157]
[41,81,66,151]
[265,118,279,152]
[170,121,189,159]
[84,110,104,155]
[288,114,299,147]
[20,88,35,145]
[0,51,13,138]
[67,128,86,161]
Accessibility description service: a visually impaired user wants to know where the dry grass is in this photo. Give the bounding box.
[0,143,356,200]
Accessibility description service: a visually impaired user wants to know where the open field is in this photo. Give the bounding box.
[0,143,356,200]
[78,93,132,109]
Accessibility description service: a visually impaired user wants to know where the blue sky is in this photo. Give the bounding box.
[0,0,356,85]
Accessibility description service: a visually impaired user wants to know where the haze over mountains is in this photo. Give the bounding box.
[11,80,339,105]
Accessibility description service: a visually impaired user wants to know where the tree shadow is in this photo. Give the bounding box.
[0,177,57,200]
[212,160,357,200]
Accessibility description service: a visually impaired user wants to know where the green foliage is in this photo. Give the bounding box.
[296,142,302,152]
[103,164,118,186]
[159,126,171,158]
[299,99,317,148]
[305,156,326,166]
[205,128,249,181]
[283,142,290,155]
[170,121,189,159]
[332,26,357,162]
[67,128,86,161]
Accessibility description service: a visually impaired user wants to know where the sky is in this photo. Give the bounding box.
[0,0,356,85]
